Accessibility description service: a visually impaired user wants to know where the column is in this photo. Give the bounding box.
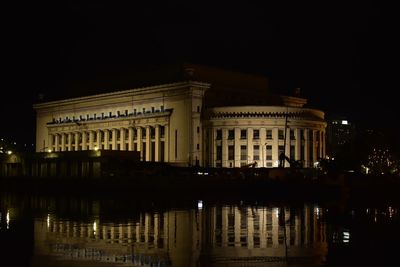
[74,132,79,151]
[128,127,134,151]
[112,129,117,150]
[222,128,228,167]
[164,124,169,162]
[285,128,291,167]
[61,133,66,151]
[247,128,253,164]
[82,131,87,150]
[104,129,109,149]
[54,134,59,152]
[145,126,151,161]
[304,129,309,168]
[155,125,160,161]
[322,130,326,159]
[96,130,101,149]
[212,128,217,167]
[89,131,94,150]
[67,133,72,151]
[260,128,266,167]
[272,128,279,166]
[120,128,126,150]
[137,127,143,160]
[312,130,317,163]
[319,130,323,159]
[295,128,301,161]
[234,127,240,167]
[48,134,53,151]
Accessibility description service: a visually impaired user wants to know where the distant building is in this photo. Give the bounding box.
[326,118,356,158]
[33,64,326,168]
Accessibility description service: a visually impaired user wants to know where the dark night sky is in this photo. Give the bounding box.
[2,1,398,145]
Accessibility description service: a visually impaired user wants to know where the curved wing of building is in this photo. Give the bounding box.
[33,65,326,168]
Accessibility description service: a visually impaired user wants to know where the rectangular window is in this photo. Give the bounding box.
[216,145,222,160]
[228,145,235,160]
[216,130,222,140]
[278,130,284,139]
[266,130,272,139]
[253,130,259,139]
[197,143,200,150]
[197,106,200,112]
[253,145,260,160]
[228,129,235,140]
[240,145,247,160]
[301,129,305,140]
[197,126,200,133]
[240,129,247,139]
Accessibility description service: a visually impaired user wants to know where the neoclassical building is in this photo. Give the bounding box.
[34,64,326,168]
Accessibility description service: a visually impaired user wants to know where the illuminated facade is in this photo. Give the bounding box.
[33,65,326,168]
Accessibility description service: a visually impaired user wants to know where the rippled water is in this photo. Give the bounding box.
[1,192,399,267]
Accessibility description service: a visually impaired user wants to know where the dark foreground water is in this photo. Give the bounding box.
[1,191,399,267]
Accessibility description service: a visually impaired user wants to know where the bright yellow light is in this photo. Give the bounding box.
[93,221,97,236]
[94,146,99,151]
[47,149,52,153]
[6,150,12,155]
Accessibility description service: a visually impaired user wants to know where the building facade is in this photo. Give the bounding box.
[33,66,326,168]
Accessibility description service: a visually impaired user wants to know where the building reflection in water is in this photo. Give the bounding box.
[33,204,328,267]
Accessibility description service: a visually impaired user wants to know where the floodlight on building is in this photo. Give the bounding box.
[47,149,52,153]
[94,146,99,151]
[6,150,12,155]
[341,120,348,125]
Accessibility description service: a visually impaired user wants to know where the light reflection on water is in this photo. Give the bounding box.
[1,193,400,267]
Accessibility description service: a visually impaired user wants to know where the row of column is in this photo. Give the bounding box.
[48,125,169,162]
[212,127,325,168]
